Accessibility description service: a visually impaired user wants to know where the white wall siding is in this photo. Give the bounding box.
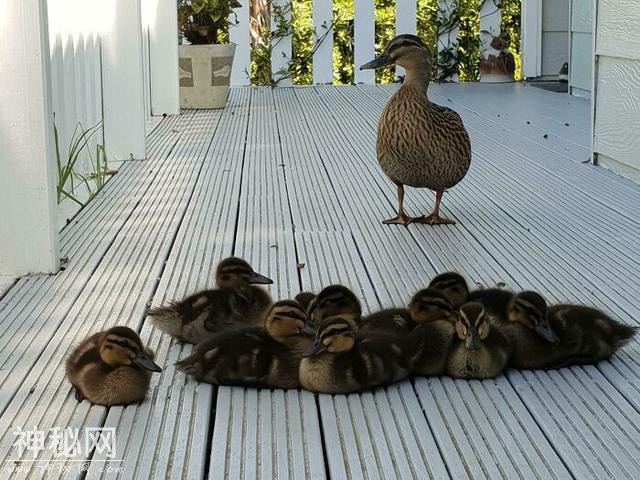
[593,0,640,180]
[0,0,59,276]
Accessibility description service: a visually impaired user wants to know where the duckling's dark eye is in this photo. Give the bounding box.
[220,274,231,281]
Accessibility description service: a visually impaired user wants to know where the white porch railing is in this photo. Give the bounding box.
[228,0,505,85]
[0,0,179,277]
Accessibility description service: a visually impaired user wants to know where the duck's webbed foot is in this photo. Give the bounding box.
[411,213,456,225]
[383,184,414,226]
[411,190,456,225]
[382,213,415,226]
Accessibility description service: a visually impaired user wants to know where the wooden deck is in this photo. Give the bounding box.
[1,83,639,479]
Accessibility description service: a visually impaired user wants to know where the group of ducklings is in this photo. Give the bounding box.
[66,257,636,404]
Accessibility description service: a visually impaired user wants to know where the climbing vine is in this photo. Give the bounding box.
[249,0,520,85]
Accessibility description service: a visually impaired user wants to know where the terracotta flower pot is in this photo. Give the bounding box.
[178,43,236,109]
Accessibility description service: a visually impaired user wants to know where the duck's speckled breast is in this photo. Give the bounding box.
[376,86,471,190]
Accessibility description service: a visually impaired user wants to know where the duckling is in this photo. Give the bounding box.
[148,257,273,343]
[306,284,362,327]
[359,308,414,334]
[299,314,422,394]
[360,34,471,225]
[428,271,470,308]
[502,291,637,369]
[467,287,561,344]
[408,288,457,376]
[294,291,316,311]
[66,326,162,406]
[446,302,511,379]
[175,300,314,389]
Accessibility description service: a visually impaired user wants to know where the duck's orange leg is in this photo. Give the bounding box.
[412,190,456,225]
[383,184,415,226]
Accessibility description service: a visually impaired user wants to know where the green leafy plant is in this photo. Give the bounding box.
[178,0,241,44]
[54,121,110,206]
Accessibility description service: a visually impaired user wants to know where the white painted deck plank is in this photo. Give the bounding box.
[0,109,219,479]
[353,85,640,324]
[209,88,326,480]
[0,113,188,416]
[332,84,640,478]
[295,231,451,479]
[298,86,574,479]
[87,90,248,480]
[1,84,640,479]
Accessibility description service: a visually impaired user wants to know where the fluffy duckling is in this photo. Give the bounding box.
[359,308,414,335]
[294,291,316,311]
[408,288,457,376]
[299,314,422,394]
[175,300,314,389]
[467,287,561,345]
[428,271,470,308]
[148,257,273,343]
[360,35,471,225]
[502,291,637,369]
[446,302,511,379]
[66,326,162,406]
[306,285,362,327]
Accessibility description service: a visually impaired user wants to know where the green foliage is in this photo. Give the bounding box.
[178,0,241,44]
[457,0,480,81]
[333,1,354,84]
[55,121,109,206]
[248,0,521,85]
[374,0,395,83]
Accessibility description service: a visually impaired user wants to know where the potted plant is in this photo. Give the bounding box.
[178,0,241,109]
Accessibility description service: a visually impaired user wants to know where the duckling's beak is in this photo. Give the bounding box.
[133,351,162,372]
[249,271,274,285]
[535,321,560,344]
[301,323,317,336]
[302,339,327,357]
[360,54,393,70]
[465,330,481,350]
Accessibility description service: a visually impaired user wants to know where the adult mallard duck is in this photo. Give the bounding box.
[360,34,472,225]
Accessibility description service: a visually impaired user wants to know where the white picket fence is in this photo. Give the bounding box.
[229,0,504,85]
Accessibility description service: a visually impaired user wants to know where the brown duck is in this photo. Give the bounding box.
[361,34,471,225]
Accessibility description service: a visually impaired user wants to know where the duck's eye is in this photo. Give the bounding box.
[220,274,231,281]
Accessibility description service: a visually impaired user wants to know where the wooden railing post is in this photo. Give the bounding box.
[354,0,376,84]
[230,3,251,85]
[146,0,180,115]
[437,0,460,82]
[312,0,334,84]
[0,0,60,276]
[272,0,293,86]
[395,0,417,77]
[101,0,147,163]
